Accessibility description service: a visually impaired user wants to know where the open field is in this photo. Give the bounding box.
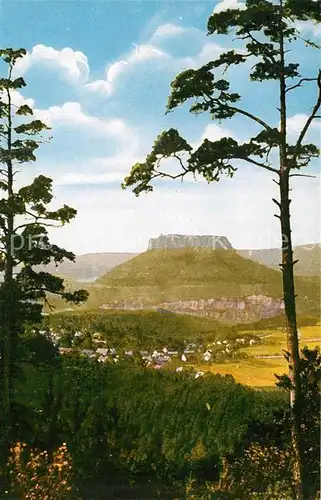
[190,325,321,387]
[191,358,288,387]
[240,325,321,356]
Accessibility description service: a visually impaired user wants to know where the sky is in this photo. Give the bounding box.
[1,0,320,254]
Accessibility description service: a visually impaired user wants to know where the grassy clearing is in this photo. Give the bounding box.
[191,325,320,387]
[191,358,288,387]
[240,325,321,357]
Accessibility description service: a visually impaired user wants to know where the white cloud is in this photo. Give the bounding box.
[85,79,112,95]
[14,45,89,83]
[130,44,165,63]
[188,123,236,153]
[194,43,225,66]
[287,113,321,141]
[35,101,129,138]
[108,45,165,85]
[87,44,166,96]
[18,28,222,101]
[151,24,184,39]
[55,172,123,186]
[201,123,236,142]
[294,20,321,37]
[13,42,167,98]
[87,39,224,97]
[107,60,129,82]
[85,60,131,95]
[213,0,246,14]
[287,114,308,136]
[54,153,142,186]
[112,35,224,82]
[0,89,34,108]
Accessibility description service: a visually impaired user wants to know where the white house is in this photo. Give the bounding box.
[203,351,212,362]
[96,348,108,356]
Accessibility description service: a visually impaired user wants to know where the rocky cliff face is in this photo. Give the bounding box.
[148,234,233,250]
[157,295,284,323]
[99,295,284,324]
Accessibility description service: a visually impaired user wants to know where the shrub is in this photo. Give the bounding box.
[6,441,73,499]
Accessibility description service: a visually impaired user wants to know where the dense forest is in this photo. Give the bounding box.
[1,340,320,499]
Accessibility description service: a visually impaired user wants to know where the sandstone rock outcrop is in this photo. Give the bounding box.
[99,294,284,324]
[157,295,284,323]
[148,234,233,250]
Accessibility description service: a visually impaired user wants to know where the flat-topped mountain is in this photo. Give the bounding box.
[148,234,233,250]
[94,248,320,321]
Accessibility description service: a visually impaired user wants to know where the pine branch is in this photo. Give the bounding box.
[245,31,278,65]
[289,173,316,179]
[44,295,55,312]
[24,210,66,225]
[173,154,189,172]
[293,70,321,164]
[243,157,279,173]
[229,106,274,132]
[155,170,186,181]
[14,222,60,232]
[203,93,274,132]
[285,77,318,94]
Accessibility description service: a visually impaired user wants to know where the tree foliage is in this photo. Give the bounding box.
[0,48,88,465]
[0,48,89,305]
[123,0,320,195]
[276,347,321,498]
[13,355,286,484]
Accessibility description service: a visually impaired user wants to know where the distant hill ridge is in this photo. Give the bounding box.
[148,234,233,250]
[35,252,139,282]
[28,242,320,284]
[239,243,321,277]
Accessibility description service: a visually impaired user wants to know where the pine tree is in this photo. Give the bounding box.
[0,48,88,461]
[123,2,320,497]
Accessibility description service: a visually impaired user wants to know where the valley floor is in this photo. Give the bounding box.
[190,325,321,387]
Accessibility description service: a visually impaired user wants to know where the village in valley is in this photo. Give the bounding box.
[44,322,261,371]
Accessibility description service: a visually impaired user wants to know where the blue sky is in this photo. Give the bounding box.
[1,0,320,253]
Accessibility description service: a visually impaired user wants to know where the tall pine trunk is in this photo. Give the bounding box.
[1,67,15,459]
[279,172,304,499]
[279,4,304,500]
[278,3,304,496]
